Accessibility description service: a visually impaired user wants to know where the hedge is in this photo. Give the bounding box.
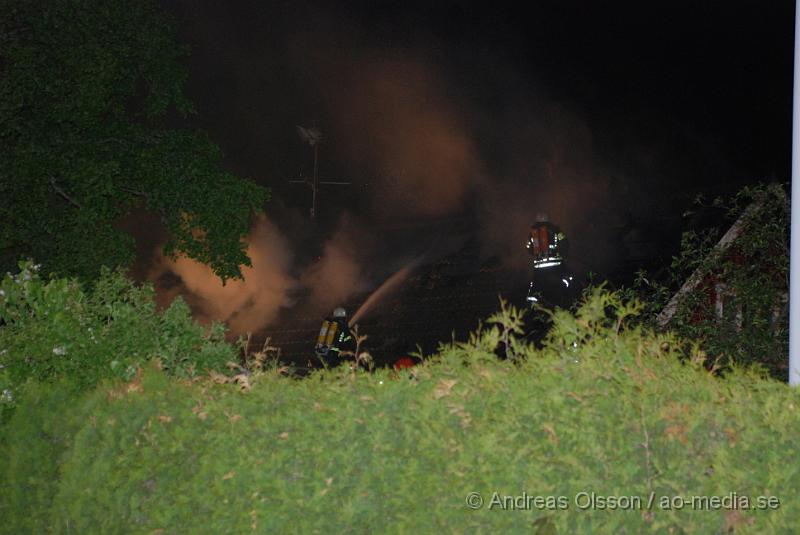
[1,290,798,533]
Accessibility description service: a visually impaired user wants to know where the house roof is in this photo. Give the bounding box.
[656,184,787,328]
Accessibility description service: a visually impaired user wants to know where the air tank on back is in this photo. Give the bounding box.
[525,213,579,309]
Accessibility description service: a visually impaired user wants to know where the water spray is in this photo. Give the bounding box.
[347,221,455,327]
[349,265,412,327]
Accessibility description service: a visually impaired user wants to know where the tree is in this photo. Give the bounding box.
[621,183,789,378]
[0,0,269,281]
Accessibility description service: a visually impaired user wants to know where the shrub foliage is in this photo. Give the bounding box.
[0,261,236,420]
[2,288,798,534]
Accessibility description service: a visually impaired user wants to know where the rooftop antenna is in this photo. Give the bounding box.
[289,125,350,219]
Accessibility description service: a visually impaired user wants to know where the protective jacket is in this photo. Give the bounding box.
[526,222,566,268]
[315,316,355,365]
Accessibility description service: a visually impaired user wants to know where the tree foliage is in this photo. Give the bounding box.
[0,0,268,281]
[620,183,789,378]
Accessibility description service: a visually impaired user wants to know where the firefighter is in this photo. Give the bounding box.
[314,307,356,368]
[526,213,567,268]
[525,215,576,308]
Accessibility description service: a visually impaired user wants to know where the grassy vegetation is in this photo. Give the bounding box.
[2,289,798,534]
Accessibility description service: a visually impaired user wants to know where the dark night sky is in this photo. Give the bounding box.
[165,0,793,184]
[147,0,795,318]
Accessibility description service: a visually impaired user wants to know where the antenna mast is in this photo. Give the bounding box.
[289,125,350,219]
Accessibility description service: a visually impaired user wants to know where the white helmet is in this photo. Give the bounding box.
[333,307,346,318]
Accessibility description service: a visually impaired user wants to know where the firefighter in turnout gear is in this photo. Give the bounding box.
[314,307,356,368]
[525,214,577,308]
[526,213,567,269]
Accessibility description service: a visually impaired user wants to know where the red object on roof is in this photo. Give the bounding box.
[394,357,415,370]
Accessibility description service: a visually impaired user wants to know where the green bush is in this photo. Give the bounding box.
[0,380,89,533]
[621,183,789,378]
[0,261,236,420]
[2,290,798,533]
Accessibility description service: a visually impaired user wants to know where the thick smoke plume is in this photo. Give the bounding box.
[290,21,613,276]
[150,214,297,334]
[150,210,384,334]
[300,213,373,315]
[329,56,482,220]
[148,2,667,335]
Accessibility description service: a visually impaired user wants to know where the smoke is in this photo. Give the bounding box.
[474,97,612,274]
[150,214,298,334]
[146,1,702,335]
[285,16,617,276]
[329,56,482,220]
[300,212,373,315]
[149,209,385,334]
